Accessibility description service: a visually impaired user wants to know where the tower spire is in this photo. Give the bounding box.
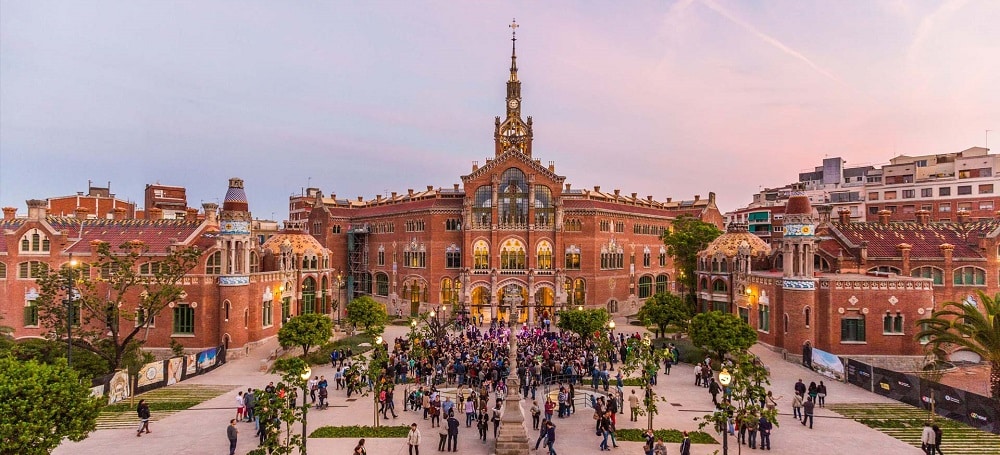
[509,18,518,82]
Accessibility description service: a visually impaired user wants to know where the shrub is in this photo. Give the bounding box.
[303,333,375,365]
[615,428,716,444]
[310,425,409,438]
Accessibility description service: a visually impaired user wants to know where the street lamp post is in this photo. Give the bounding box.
[335,273,344,326]
[300,366,312,455]
[66,254,79,367]
[718,368,733,455]
[373,335,384,428]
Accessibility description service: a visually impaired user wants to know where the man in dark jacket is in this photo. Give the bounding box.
[227,419,238,455]
[446,413,460,451]
[759,415,773,450]
[136,400,151,436]
[708,378,721,406]
[545,421,557,455]
[801,396,815,428]
[679,431,691,455]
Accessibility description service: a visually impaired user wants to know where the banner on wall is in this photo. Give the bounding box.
[965,393,1000,434]
[186,354,198,375]
[810,348,845,381]
[197,348,217,370]
[107,370,130,405]
[872,367,922,408]
[846,359,873,391]
[167,357,184,385]
[136,360,165,387]
[90,384,105,399]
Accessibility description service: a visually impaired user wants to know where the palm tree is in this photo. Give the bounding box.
[915,290,1000,400]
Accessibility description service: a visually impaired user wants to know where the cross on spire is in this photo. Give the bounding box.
[508,19,519,80]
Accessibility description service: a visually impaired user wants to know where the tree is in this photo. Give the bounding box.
[916,291,1000,400]
[618,334,666,430]
[660,215,722,301]
[33,241,201,373]
[0,357,103,454]
[689,311,757,362]
[279,313,333,358]
[556,308,610,339]
[345,295,389,334]
[637,292,692,338]
[250,357,309,455]
[698,352,778,450]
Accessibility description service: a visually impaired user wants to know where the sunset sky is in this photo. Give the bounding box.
[1,1,998,219]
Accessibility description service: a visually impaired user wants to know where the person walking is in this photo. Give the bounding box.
[932,424,943,455]
[534,420,548,450]
[708,377,721,406]
[801,396,815,429]
[694,363,703,386]
[354,438,368,455]
[792,393,804,419]
[679,431,691,455]
[136,399,151,436]
[921,421,936,455]
[545,421,557,455]
[446,412,460,452]
[629,389,640,422]
[817,381,827,407]
[807,381,818,403]
[466,397,477,428]
[244,388,256,422]
[491,403,502,438]
[544,397,555,422]
[794,379,806,397]
[530,400,541,430]
[236,391,245,422]
[227,419,238,455]
[759,414,772,450]
[477,408,488,442]
[407,423,421,455]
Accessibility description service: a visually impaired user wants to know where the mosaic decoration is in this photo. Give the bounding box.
[261,232,325,255]
[784,223,816,237]
[220,221,250,235]
[782,278,816,290]
[218,275,250,286]
[701,231,770,257]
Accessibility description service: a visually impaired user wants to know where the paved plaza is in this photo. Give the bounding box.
[57,321,923,455]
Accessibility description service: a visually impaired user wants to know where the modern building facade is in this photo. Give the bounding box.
[45,181,136,219]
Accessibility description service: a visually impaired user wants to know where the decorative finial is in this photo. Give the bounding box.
[508,19,519,81]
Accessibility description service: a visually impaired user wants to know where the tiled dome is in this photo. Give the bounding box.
[261,231,326,256]
[700,229,771,258]
[785,194,812,215]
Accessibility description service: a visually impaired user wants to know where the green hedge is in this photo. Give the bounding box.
[616,428,716,444]
[304,333,375,365]
[310,425,410,438]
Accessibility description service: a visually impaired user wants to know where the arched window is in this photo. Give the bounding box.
[17,261,48,279]
[223,300,231,321]
[655,274,669,294]
[473,186,493,228]
[564,245,581,270]
[536,240,553,270]
[804,306,811,328]
[375,273,389,296]
[910,266,943,285]
[250,252,260,273]
[534,185,554,227]
[720,259,728,272]
[712,279,727,293]
[953,266,986,286]
[500,239,526,270]
[498,168,528,226]
[566,278,586,306]
[659,247,667,267]
[700,277,709,290]
[301,277,316,314]
[712,259,719,272]
[473,240,490,270]
[758,302,770,332]
[0,262,6,279]
[206,251,222,275]
[20,229,50,253]
[445,244,462,269]
[883,311,904,334]
[783,313,789,333]
[320,276,328,313]
[638,276,653,299]
[244,308,249,328]
[814,255,831,272]
[441,278,459,306]
[867,266,901,275]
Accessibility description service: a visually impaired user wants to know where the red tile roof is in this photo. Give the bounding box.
[827,220,1000,259]
[49,218,205,255]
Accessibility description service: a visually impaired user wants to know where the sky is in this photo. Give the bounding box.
[1,0,998,220]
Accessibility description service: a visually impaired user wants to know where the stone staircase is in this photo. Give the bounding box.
[96,384,237,430]
[829,403,1000,455]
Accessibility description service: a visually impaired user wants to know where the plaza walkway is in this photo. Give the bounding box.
[56,321,921,455]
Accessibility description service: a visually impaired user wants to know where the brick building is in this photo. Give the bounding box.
[698,193,999,360]
[304,35,724,322]
[1,179,338,355]
[45,181,136,219]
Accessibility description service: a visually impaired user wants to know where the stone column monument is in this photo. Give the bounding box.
[495,330,529,454]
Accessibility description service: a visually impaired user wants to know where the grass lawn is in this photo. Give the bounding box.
[310,425,410,438]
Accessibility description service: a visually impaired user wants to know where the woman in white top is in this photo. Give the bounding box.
[407,423,421,455]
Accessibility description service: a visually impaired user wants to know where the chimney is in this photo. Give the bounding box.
[940,243,955,274]
[2,207,16,220]
[202,202,219,225]
[694,195,701,202]
[631,192,637,200]
[709,192,716,204]
[837,208,851,224]
[666,198,672,203]
[548,162,555,172]
[614,189,620,197]
[391,192,397,199]
[878,209,892,225]
[408,189,414,197]
[594,186,601,192]
[453,184,459,191]
[646,196,653,202]
[898,243,912,275]
[186,208,199,220]
[111,207,127,221]
[376,195,383,202]
[956,209,971,223]
[147,207,163,220]
[357,196,363,202]
[915,209,930,225]
[426,185,434,191]
[817,205,832,223]
[74,206,89,219]
[26,199,47,220]
[565,184,571,191]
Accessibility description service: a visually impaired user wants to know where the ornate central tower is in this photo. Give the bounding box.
[494,19,533,157]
